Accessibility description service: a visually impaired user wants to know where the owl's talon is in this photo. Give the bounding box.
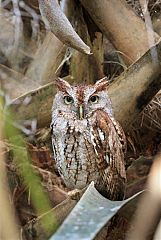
[67,189,82,201]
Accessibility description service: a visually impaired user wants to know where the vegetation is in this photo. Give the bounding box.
[0,0,161,239]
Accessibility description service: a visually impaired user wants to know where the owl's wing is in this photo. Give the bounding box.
[89,110,127,200]
[89,110,126,176]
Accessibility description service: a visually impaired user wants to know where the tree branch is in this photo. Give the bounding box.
[80,0,159,65]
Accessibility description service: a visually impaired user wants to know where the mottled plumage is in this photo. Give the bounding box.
[51,77,126,200]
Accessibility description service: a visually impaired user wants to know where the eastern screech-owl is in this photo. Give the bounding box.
[51,77,126,200]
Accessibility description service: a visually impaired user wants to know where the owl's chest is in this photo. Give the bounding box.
[52,119,100,189]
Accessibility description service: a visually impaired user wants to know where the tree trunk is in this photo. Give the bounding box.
[69,0,104,84]
[25,32,66,85]
[80,0,160,65]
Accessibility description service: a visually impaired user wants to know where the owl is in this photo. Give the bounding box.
[51,77,126,200]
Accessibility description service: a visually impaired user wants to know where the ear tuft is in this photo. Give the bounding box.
[94,77,109,92]
[55,78,71,93]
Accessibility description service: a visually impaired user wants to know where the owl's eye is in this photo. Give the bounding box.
[89,95,99,103]
[64,95,73,105]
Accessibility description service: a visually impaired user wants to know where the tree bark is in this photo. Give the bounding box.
[80,0,160,65]
[25,32,66,85]
[108,44,161,129]
[69,0,104,84]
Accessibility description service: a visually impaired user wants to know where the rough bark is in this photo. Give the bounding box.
[80,0,160,65]
[152,13,161,36]
[108,43,161,129]
[69,0,104,83]
[11,40,161,130]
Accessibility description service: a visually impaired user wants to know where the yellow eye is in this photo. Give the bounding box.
[64,95,73,105]
[89,95,99,103]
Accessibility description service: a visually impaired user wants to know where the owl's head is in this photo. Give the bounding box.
[52,77,113,120]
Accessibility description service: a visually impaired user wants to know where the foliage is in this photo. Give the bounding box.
[1,94,57,236]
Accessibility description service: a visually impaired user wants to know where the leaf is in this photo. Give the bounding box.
[49,182,144,240]
[38,0,91,55]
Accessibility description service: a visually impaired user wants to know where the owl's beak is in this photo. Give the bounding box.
[78,105,84,120]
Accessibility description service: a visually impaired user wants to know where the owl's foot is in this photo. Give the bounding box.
[67,186,88,200]
[67,189,83,200]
